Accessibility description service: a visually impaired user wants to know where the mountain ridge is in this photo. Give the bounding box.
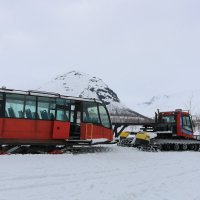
[134,90,200,118]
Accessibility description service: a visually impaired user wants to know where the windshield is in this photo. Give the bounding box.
[159,115,176,123]
[98,104,111,128]
[82,102,100,124]
[82,102,111,128]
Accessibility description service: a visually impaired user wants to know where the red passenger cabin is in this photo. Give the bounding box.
[0,88,113,146]
[157,110,194,139]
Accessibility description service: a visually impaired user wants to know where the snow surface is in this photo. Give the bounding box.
[1,146,200,200]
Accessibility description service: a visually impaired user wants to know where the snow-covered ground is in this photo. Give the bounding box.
[1,146,200,200]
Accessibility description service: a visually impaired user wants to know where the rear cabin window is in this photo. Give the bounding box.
[83,102,100,124]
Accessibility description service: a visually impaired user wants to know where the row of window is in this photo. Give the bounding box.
[3,94,70,121]
[0,93,111,128]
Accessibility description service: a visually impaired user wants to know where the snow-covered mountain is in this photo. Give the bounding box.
[39,71,150,123]
[135,90,200,119]
[39,71,120,107]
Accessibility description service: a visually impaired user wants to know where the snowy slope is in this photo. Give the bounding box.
[1,147,200,200]
[39,71,150,122]
[135,90,200,118]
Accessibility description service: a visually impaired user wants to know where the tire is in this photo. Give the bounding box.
[194,144,199,151]
[182,144,188,151]
[173,144,180,151]
[164,144,171,151]
[189,144,195,151]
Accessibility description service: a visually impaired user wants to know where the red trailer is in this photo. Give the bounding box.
[0,88,113,153]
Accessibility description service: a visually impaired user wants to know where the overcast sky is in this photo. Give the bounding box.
[0,0,200,108]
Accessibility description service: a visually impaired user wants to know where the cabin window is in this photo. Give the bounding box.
[5,94,25,118]
[56,108,69,121]
[24,96,36,119]
[38,97,56,120]
[56,99,70,121]
[98,104,111,128]
[82,102,100,124]
[182,116,193,132]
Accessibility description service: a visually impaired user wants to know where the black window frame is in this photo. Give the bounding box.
[0,92,5,118]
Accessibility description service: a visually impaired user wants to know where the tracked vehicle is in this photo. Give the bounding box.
[149,109,200,151]
[116,109,200,151]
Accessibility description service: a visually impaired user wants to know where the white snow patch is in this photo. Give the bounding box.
[1,146,200,200]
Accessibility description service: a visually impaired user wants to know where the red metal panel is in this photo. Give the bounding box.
[0,118,70,140]
[80,123,93,139]
[176,113,194,139]
[80,123,113,141]
[0,118,3,137]
[102,128,113,141]
[176,113,182,137]
[80,123,86,139]
[34,120,53,139]
[0,119,112,142]
[53,121,70,139]
[0,118,53,139]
